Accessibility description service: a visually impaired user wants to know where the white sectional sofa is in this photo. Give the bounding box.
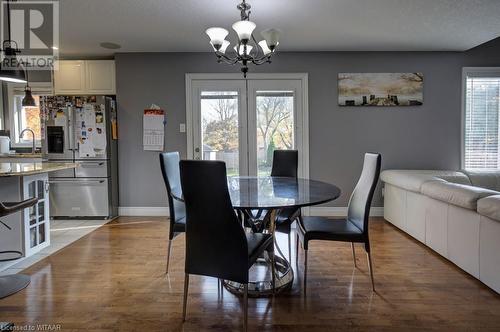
[381,169,500,293]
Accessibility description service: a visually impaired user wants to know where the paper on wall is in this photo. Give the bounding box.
[143,105,165,151]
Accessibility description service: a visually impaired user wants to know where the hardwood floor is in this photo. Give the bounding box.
[1,217,500,331]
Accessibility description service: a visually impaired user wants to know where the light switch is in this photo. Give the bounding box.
[179,123,186,133]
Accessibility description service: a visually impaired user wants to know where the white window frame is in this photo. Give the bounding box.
[7,82,53,148]
[461,67,500,169]
[185,73,310,181]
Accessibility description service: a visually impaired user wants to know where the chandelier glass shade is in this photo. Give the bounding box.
[205,0,280,77]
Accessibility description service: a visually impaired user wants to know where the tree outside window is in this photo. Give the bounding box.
[201,91,294,176]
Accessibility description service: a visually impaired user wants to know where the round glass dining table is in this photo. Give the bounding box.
[225,176,341,297]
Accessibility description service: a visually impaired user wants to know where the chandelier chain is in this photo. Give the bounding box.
[237,0,251,20]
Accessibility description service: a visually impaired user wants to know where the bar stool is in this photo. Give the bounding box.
[0,198,38,331]
[0,197,38,299]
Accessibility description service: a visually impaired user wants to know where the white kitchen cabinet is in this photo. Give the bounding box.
[22,173,50,256]
[54,60,86,95]
[54,60,116,95]
[85,60,116,94]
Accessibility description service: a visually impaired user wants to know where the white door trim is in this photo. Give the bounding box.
[185,73,309,180]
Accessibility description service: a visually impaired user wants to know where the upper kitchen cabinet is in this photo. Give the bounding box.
[85,60,116,95]
[53,60,86,95]
[54,60,116,95]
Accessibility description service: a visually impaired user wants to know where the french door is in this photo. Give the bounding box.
[187,74,308,178]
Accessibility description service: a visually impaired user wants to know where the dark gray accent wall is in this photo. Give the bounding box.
[115,38,500,208]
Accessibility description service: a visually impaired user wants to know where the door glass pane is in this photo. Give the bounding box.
[30,227,37,248]
[29,181,36,198]
[200,91,240,176]
[38,225,46,244]
[38,201,45,222]
[37,180,45,199]
[256,91,294,176]
[29,205,37,225]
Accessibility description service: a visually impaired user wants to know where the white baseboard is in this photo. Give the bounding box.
[118,206,384,217]
[118,207,170,216]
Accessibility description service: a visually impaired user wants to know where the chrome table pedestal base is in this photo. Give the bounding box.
[223,255,293,297]
[224,207,295,297]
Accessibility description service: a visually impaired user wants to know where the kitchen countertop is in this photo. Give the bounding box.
[0,153,43,159]
[0,162,78,177]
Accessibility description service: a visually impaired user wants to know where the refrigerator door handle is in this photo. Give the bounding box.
[80,162,106,167]
[68,107,76,151]
[49,179,106,185]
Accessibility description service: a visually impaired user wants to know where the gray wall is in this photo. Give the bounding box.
[115,38,500,208]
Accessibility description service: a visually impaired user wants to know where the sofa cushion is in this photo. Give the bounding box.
[380,170,471,193]
[477,195,500,222]
[421,181,499,210]
[461,170,500,192]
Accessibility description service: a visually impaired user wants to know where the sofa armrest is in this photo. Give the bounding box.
[477,195,500,222]
[421,181,499,210]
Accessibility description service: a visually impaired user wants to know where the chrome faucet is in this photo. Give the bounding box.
[19,128,37,154]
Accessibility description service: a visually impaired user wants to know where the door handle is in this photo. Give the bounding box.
[80,162,105,167]
[68,107,75,150]
[49,180,105,184]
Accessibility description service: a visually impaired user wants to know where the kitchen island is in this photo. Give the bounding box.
[0,162,77,267]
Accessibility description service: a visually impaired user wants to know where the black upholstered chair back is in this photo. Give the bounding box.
[180,160,249,283]
[347,153,381,234]
[271,150,298,178]
[159,152,186,225]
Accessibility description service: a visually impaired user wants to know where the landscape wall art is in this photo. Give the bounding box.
[338,73,423,106]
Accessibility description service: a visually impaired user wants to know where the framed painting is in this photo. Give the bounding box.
[338,73,423,106]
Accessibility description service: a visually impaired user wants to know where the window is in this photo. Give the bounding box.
[8,83,52,147]
[12,94,42,145]
[463,68,500,170]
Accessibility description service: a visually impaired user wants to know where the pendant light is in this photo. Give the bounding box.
[22,70,35,107]
[0,0,27,83]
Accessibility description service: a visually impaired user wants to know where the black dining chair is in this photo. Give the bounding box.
[245,150,301,260]
[244,150,300,258]
[159,152,186,274]
[270,149,298,178]
[180,160,276,331]
[271,150,302,261]
[296,153,381,292]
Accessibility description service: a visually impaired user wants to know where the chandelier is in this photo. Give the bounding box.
[205,0,280,77]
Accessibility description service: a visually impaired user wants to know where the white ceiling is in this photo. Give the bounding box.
[58,0,500,56]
